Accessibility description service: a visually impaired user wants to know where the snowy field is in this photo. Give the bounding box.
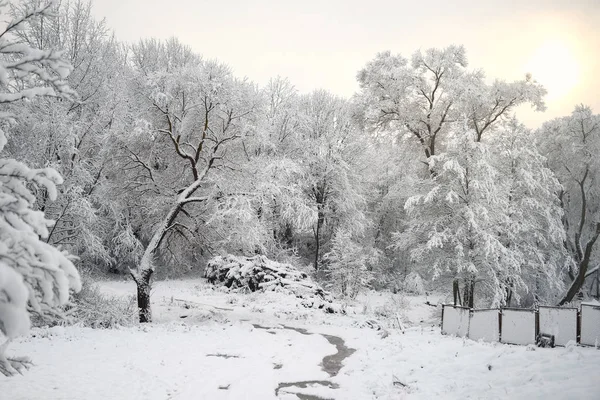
[2,280,599,400]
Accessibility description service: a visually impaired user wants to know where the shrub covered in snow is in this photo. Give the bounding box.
[205,254,342,313]
[402,271,426,295]
[67,279,136,329]
[323,230,380,299]
[29,277,136,329]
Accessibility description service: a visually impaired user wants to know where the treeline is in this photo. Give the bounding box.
[4,0,599,318]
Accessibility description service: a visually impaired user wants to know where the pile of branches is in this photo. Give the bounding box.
[205,255,342,313]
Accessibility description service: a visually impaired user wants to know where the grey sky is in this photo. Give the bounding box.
[92,0,600,127]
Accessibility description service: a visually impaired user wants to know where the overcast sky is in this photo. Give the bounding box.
[92,0,600,128]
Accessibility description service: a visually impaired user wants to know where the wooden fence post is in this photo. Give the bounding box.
[577,310,581,344]
[498,309,502,342]
[441,304,446,333]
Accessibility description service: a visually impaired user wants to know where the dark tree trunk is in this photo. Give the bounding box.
[596,269,600,300]
[559,267,587,306]
[313,208,325,271]
[558,222,600,305]
[505,279,514,307]
[462,276,475,308]
[133,268,153,323]
[452,279,461,306]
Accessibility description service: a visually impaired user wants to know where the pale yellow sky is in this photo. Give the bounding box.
[92,0,600,128]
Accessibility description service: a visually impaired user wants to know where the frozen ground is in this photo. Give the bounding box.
[1,279,599,399]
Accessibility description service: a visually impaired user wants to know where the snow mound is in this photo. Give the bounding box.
[205,255,342,313]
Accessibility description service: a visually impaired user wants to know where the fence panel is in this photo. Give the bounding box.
[441,305,470,337]
[500,308,536,345]
[538,306,578,346]
[580,303,600,347]
[468,309,500,342]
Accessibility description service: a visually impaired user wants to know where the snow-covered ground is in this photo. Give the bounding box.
[2,279,599,399]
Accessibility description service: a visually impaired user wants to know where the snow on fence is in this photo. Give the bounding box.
[441,305,470,337]
[500,308,537,345]
[468,309,500,342]
[580,303,600,347]
[538,306,578,346]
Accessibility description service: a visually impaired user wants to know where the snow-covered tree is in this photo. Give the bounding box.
[324,228,379,298]
[296,90,370,271]
[121,51,260,322]
[365,133,424,287]
[226,77,315,260]
[493,120,566,305]
[400,128,507,307]
[462,74,546,141]
[356,46,546,164]
[356,46,467,161]
[6,0,127,273]
[357,46,549,297]
[0,0,81,376]
[398,121,565,307]
[536,105,600,305]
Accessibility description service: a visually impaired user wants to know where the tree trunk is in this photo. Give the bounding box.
[452,279,461,306]
[462,276,475,308]
[558,223,600,305]
[596,269,600,300]
[559,267,587,306]
[313,226,320,271]
[313,208,324,271]
[133,269,153,323]
[131,203,183,323]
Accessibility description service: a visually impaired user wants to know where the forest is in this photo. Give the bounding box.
[1,0,600,390]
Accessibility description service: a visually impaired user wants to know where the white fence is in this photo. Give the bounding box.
[500,308,536,345]
[468,309,499,342]
[441,305,470,337]
[538,306,578,346]
[580,303,600,347]
[441,303,599,347]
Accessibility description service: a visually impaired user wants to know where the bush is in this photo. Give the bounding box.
[67,278,136,328]
[323,230,380,299]
[30,278,136,329]
[402,271,426,295]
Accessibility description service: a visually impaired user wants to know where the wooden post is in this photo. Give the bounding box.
[498,309,502,343]
[577,310,581,344]
[499,308,503,342]
[535,309,540,339]
[441,304,446,333]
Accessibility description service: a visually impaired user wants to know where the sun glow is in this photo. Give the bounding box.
[524,39,580,100]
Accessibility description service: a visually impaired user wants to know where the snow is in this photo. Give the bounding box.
[1,280,599,399]
[468,309,500,342]
[538,306,578,347]
[1,323,335,400]
[580,303,600,347]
